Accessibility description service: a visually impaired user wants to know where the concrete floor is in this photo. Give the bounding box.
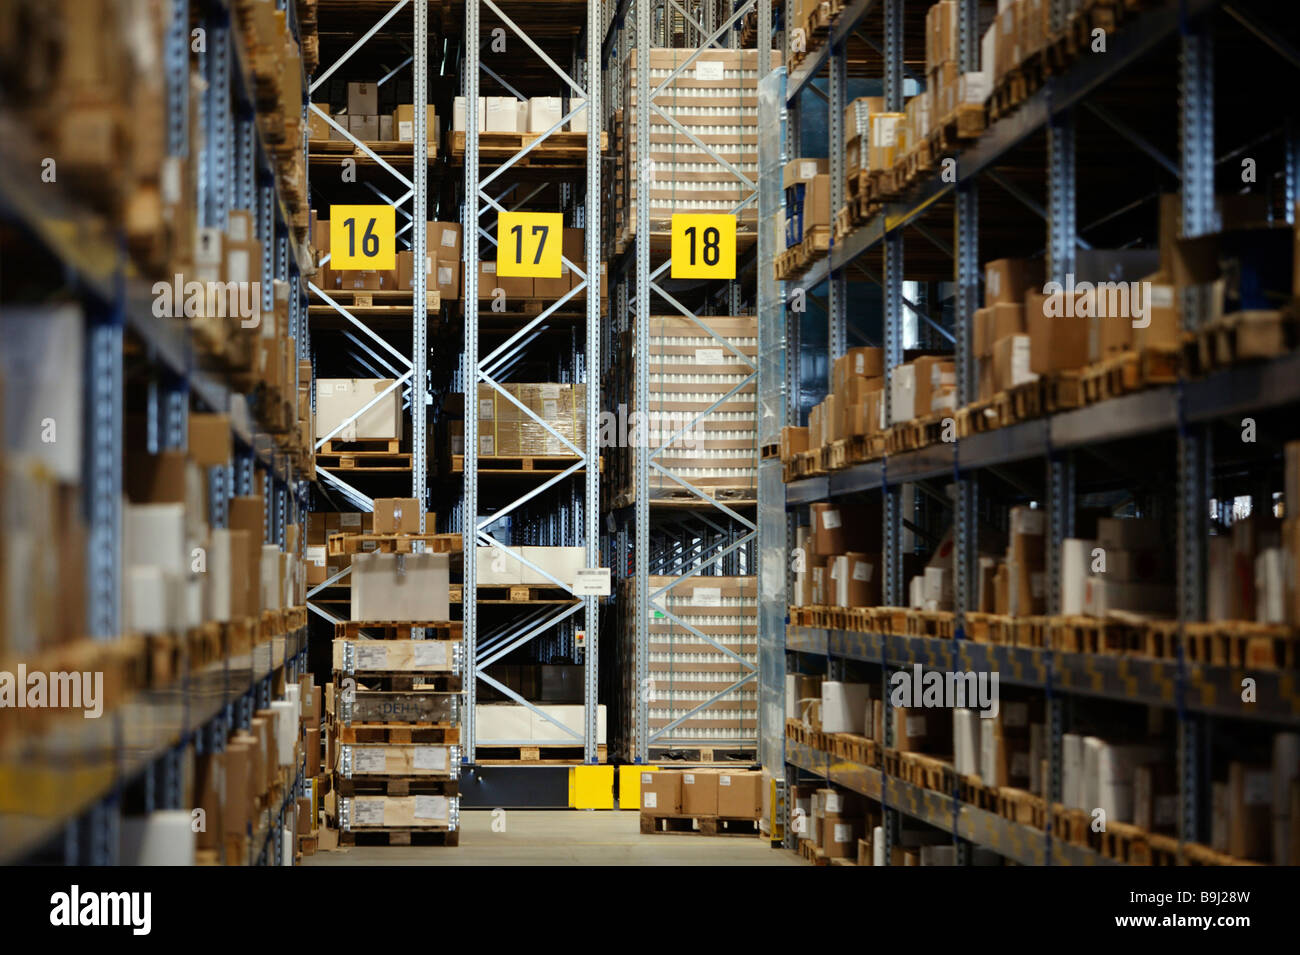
[304,810,804,866]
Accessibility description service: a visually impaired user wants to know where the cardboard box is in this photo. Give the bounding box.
[992,334,1037,390]
[821,682,871,734]
[717,773,761,819]
[1026,291,1090,374]
[527,96,563,133]
[453,96,486,132]
[822,817,863,858]
[347,114,379,142]
[681,771,719,816]
[350,553,450,622]
[393,104,438,144]
[316,379,403,442]
[373,498,420,534]
[479,259,532,299]
[485,96,520,132]
[308,104,331,140]
[347,82,378,115]
[986,258,1039,306]
[640,770,680,812]
[780,426,809,459]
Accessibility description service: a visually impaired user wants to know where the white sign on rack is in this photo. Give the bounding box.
[573,568,612,596]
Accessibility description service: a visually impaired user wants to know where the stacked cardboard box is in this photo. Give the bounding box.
[807,346,886,449]
[639,768,764,823]
[475,383,588,457]
[783,158,830,249]
[925,1,992,124]
[624,315,757,499]
[621,577,757,753]
[1078,518,1175,618]
[888,354,956,425]
[621,49,782,243]
[315,379,404,445]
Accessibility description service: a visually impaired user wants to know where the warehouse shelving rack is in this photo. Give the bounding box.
[453,0,604,801]
[600,0,775,767]
[0,0,315,864]
[758,0,1300,864]
[303,0,431,596]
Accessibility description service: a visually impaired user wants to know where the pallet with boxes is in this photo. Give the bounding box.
[609,314,759,508]
[638,768,764,836]
[617,49,780,251]
[618,576,758,759]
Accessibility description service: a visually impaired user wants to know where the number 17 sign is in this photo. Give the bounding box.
[670,213,736,279]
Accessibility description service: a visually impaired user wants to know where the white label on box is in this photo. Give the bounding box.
[834,823,852,843]
[307,546,326,566]
[573,568,611,596]
[822,509,842,530]
[361,540,377,552]
[354,748,386,773]
[414,642,448,668]
[1151,285,1174,308]
[644,792,657,808]
[543,399,559,420]
[414,746,447,771]
[484,261,496,274]
[829,561,841,580]
[227,249,250,285]
[399,120,414,140]
[825,792,844,814]
[1244,771,1271,806]
[684,773,696,784]
[695,347,724,364]
[353,799,383,825]
[692,586,722,606]
[642,772,653,784]
[852,561,873,582]
[441,230,457,248]
[695,60,724,80]
[341,513,361,527]
[799,160,817,181]
[907,715,926,737]
[479,398,495,419]
[480,435,495,455]
[355,644,388,670]
[437,265,453,285]
[414,795,446,819]
[720,776,732,786]
[318,381,335,396]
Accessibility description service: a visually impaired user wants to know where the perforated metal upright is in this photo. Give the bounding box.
[304,1,431,627]
[631,0,770,764]
[462,0,603,764]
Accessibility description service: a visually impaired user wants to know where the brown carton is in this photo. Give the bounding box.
[717,772,762,818]
[681,770,719,817]
[640,770,681,813]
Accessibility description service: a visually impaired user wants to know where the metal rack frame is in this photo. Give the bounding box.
[460,0,603,765]
[0,0,313,864]
[759,0,1300,863]
[304,0,430,627]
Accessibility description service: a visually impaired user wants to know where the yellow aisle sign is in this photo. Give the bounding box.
[330,205,396,270]
[670,213,736,279]
[497,211,562,277]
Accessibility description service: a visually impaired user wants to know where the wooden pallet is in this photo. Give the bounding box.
[475,743,607,764]
[994,787,1047,828]
[904,609,956,639]
[1187,310,1297,376]
[327,532,462,556]
[451,584,578,603]
[1097,820,1151,864]
[335,776,459,797]
[828,733,878,767]
[322,437,401,454]
[958,774,996,811]
[640,811,761,836]
[797,838,832,865]
[339,828,459,847]
[1050,803,1091,846]
[899,752,951,793]
[334,620,462,640]
[928,105,987,154]
[335,723,460,745]
[451,453,587,473]
[647,746,756,764]
[449,130,607,164]
[314,449,412,471]
[1178,621,1299,670]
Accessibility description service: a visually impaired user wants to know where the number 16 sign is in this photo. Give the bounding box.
[670,213,736,279]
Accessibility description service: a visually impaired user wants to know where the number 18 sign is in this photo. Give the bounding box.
[670,213,736,279]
